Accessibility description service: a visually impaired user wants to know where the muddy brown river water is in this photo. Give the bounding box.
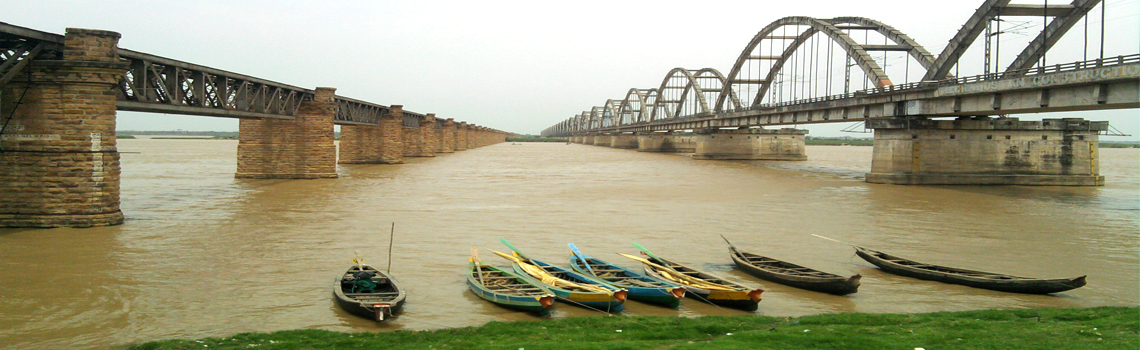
[1,140,1137,349]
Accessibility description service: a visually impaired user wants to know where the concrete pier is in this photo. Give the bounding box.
[692,128,808,160]
[610,134,639,149]
[866,117,1106,186]
[637,133,697,153]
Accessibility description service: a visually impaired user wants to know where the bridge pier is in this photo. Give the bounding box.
[404,114,435,157]
[610,134,638,149]
[236,87,338,178]
[338,120,386,164]
[436,118,455,153]
[866,117,1106,186]
[637,133,696,153]
[0,28,127,227]
[455,122,468,151]
[692,128,808,160]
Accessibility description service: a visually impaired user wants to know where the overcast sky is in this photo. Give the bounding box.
[7,0,1139,139]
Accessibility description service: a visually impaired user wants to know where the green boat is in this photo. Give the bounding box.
[467,249,555,315]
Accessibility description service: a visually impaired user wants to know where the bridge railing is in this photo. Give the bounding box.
[117,49,314,120]
[717,54,1139,115]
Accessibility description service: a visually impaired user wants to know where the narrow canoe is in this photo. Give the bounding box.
[496,239,627,312]
[467,262,556,315]
[854,246,1086,294]
[567,243,686,308]
[724,237,860,295]
[629,243,762,311]
[333,263,406,321]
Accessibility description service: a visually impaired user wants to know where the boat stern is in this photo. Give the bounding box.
[670,287,686,299]
[372,303,392,321]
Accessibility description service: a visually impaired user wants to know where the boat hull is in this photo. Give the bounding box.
[640,263,762,311]
[332,264,406,321]
[729,248,860,295]
[466,264,555,315]
[511,262,625,312]
[466,278,553,314]
[567,254,683,308]
[855,248,1086,294]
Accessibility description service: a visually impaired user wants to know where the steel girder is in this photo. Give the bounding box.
[0,22,428,126]
[1003,0,1102,75]
[717,16,917,113]
[924,0,1014,80]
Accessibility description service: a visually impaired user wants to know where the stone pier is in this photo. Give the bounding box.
[0,28,128,227]
[436,118,455,153]
[610,134,638,149]
[637,133,697,153]
[455,122,469,151]
[866,117,1106,186]
[692,128,808,160]
[236,87,338,179]
[339,122,383,164]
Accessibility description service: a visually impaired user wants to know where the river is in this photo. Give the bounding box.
[1,139,1136,349]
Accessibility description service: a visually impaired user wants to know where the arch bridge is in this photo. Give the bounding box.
[547,0,1137,186]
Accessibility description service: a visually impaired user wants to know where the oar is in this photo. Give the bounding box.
[720,235,738,250]
[568,243,596,275]
[631,242,661,260]
[617,253,735,291]
[353,250,364,270]
[492,249,612,293]
[386,222,395,273]
[498,238,531,261]
[469,247,486,286]
[811,234,866,250]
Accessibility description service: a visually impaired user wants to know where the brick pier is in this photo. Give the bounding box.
[0,28,128,227]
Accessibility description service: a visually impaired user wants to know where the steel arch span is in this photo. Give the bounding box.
[715,16,938,112]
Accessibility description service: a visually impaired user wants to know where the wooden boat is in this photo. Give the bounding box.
[494,239,627,312]
[723,236,860,295]
[567,243,686,308]
[854,246,1087,294]
[332,261,406,321]
[466,248,556,315]
[625,243,763,311]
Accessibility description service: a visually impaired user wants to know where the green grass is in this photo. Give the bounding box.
[126,307,1137,350]
[1100,142,1139,148]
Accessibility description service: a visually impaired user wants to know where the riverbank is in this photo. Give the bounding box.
[126,306,1136,350]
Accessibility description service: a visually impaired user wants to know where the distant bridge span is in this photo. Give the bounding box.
[0,23,509,228]
[543,0,1137,136]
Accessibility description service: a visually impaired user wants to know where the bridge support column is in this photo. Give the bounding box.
[437,118,455,153]
[406,114,436,157]
[236,87,338,179]
[866,117,1106,186]
[637,133,676,152]
[0,28,127,227]
[376,105,405,163]
[455,122,469,151]
[610,134,638,149]
[693,128,808,160]
[339,123,384,164]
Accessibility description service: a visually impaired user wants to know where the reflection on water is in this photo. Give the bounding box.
[0,141,1136,349]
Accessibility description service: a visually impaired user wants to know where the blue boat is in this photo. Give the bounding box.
[467,249,555,315]
[493,239,627,312]
[567,243,686,308]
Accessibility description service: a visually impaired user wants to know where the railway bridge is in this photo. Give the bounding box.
[0,23,510,228]
[543,0,1138,186]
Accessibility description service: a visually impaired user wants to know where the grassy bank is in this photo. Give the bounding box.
[127,307,1136,350]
